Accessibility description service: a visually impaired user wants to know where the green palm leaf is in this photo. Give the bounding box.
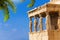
[27,0,35,7]
[6,0,16,13]
[0,6,3,10]
[3,4,9,22]
[0,0,16,22]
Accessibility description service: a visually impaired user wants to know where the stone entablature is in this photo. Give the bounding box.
[28,4,60,17]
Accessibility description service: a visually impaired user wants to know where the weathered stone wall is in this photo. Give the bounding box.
[48,30,60,40]
[29,30,60,40]
[53,30,60,40]
[29,30,48,40]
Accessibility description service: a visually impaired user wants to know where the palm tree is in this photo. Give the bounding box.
[0,0,16,22]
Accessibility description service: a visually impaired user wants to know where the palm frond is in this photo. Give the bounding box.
[27,0,35,7]
[0,6,3,9]
[0,0,16,22]
[3,4,9,22]
[6,0,16,13]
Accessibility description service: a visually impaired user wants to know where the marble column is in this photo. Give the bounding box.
[58,11,60,29]
[39,14,43,31]
[29,17,32,32]
[34,16,37,32]
[46,12,51,30]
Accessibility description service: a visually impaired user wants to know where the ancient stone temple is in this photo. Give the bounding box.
[28,0,60,40]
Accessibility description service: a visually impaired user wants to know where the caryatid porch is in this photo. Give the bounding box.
[28,4,60,32]
[28,0,60,40]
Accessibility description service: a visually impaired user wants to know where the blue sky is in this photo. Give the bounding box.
[0,0,50,40]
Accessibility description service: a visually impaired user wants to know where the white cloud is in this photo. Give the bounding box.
[0,23,9,28]
[4,23,9,27]
[0,23,3,28]
[12,28,17,32]
[0,23,3,26]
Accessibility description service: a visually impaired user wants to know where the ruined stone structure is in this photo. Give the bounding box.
[28,0,60,40]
